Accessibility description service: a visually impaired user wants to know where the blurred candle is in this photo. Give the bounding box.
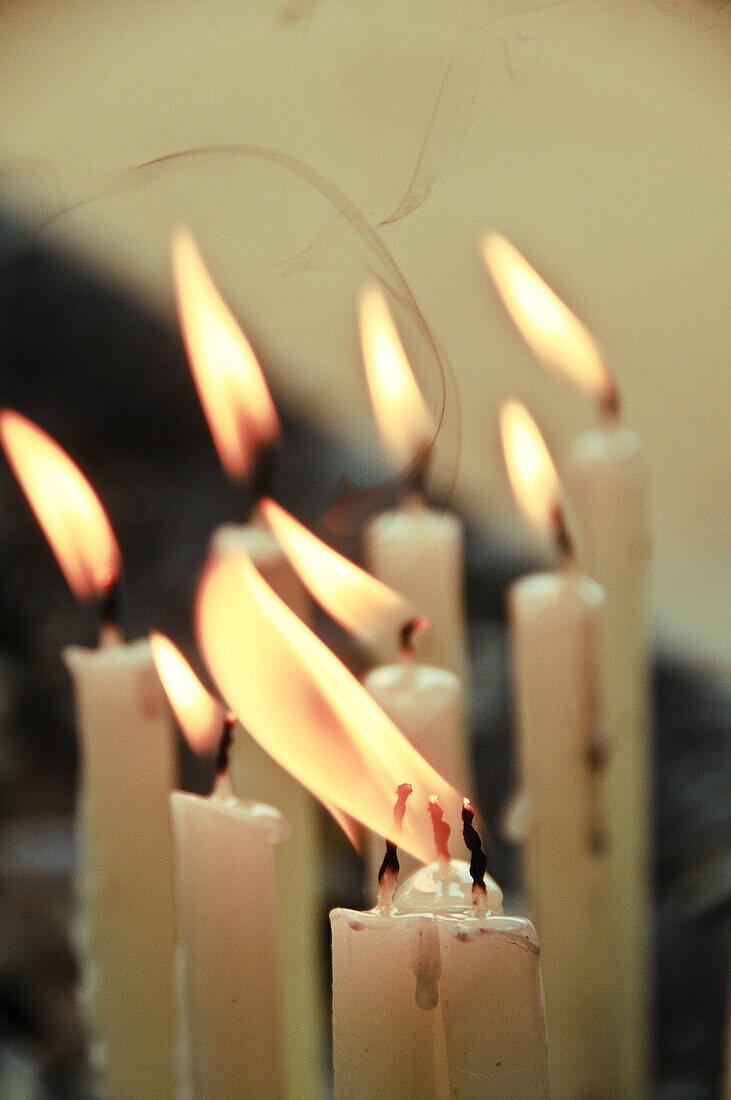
[261,497,470,888]
[501,401,615,1097]
[485,234,652,1097]
[151,633,287,1100]
[172,230,320,1100]
[0,411,178,1098]
[359,285,470,685]
[331,806,550,1100]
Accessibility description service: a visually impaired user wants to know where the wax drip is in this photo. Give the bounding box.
[377,783,413,910]
[461,798,489,911]
[427,796,451,872]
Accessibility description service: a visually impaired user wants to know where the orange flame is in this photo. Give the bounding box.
[358,284,435,467]
[261,498,411,646]
[195,552,460,863]
[171,229,279,480]
[500,401,561,535]
[482,234,615,406]
[0,411,120,599]
[150,631,225,754]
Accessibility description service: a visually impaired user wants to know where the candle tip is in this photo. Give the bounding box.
[377,783,413,910]
[427,795,452,864]
[461,798,489,908]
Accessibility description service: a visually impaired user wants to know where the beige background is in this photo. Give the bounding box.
[1,0,729,676]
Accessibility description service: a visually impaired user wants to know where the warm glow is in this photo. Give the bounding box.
[150,631,225,754]
[482,233,614,403]
[172,229,279,480]
[196,552,460,863]
[358,284,435,468]
[0,411,120,599]
[500,401,561,534]
[261,498,411,646]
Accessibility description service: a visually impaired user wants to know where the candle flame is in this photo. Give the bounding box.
[358,284,435,468]
[0,411,120,599]
[482,233,615,405]
[172,229,279,480]
[195,552,460,862]
[261,498,411,646]
[150,631,226,754]
[500,401,561,535]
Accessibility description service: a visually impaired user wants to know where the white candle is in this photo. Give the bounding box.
[170,783,286,1099]
[173,232,322,1098]
[501,400,618,1096]
[65,640,178,1098]
[0,412,178,1096]
[568,421,652,1096]
[358,285,470,683]
[508,570,615,1096]
[331,857,549,1100]
[209,523,321,1100]
[483,237,653,1095]
[258,499,472,891]
[364,653,468,891]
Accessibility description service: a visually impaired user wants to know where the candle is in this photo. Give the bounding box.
[332,801,550,1100]
[501,401,614,1097]
[359,285,470,684]
[261,497,470,888]
[172,230,321,1099]
[0,411,178,1097]
[195,551,549,1100]
[484,234,652,1096]
[151,633,287,1099]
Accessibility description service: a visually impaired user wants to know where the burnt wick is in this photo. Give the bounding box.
[399,616,429,658]
[215,713,236,778]
[99,578,124,648]
[249,442,277,517]
[377,783,413,910]
[427,796,451,867]
[549,503,574,565]
[462,799,489,908]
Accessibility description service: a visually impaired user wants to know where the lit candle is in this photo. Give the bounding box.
[151,633,287,1100]
[500,400,615,1097]
[261,497,469,889]
[0,411,178,1098]
[332,802,550,1100]
[195,550,549,1100]
[485,234,652,1097]
[172,229,321,1098]
[359,285,470,686]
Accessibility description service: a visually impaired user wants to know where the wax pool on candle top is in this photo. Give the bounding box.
[65,638,178,1099]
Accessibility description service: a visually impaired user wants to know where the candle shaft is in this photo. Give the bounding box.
[65,639,178,1098]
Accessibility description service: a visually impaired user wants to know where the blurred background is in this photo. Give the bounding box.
[0,0,729,1096]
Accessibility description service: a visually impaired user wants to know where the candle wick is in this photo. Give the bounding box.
[215,713,236,778]
[599,376,622,423]
[461,799,489,912]
[377,782,413,911]
[550,503,575,568]
[427,796,451,869]
[248,441,277,519]
[398,616,429,687]
[98,578,124,648]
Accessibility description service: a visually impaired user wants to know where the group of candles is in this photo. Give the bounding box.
[1,226,651,1099]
